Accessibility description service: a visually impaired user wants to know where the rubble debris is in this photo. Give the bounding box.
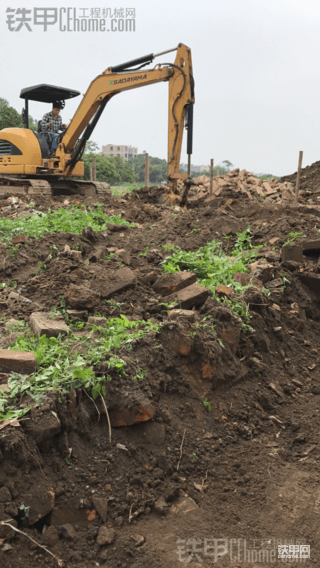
[153,271,196,296]
[64,284,100,310]
[167,283,210,309]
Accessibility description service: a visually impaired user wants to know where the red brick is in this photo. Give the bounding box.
[30,312,70,338]
[167,283,210,309]
[153,272,196,296]
[215,285,235,298]
[0,350,36,374]
[12,235,28,244]
[96,267,136,299]
[109,402,154,427]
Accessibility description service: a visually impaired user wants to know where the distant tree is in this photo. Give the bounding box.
[0,98,23,130]
[82,151,136,184]
[133,154,168,184]
[85,140,100,154]
[221,160,233,170]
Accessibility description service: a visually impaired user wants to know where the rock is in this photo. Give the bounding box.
[92,495,108,523]
[114,249,131,265]
[153,272,196,296]
[0,487,11,503]
[114,516,123,527]
[169,494,199,516]
[60,524,78,542]
[154,497,169,515]
[8,291,31,303]
[109,401,154,427]
[106,223,128,232]
[30,312,70,339]
[87,316,107,327]
[21,487,55,525]
[96,526,115,546]
[64,284,100,310]
[233,272,251,286]
[42,526,59,547]
[167,309,199,323]
[249,260,274,284]
[104,484,112,492]
[167,283,210,309]
[131,534,145,547]
[0,350,36,374]
[88,247,106,262]
[96,267,136,299]
[281,245,303,263]
[66,310,87,320]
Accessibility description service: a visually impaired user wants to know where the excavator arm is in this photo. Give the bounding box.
[57,43,194,184]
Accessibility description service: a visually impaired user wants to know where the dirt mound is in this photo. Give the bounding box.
[0,184,320,566]
[281,159,320,198]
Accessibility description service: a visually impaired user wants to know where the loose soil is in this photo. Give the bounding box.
[0,179,320,568]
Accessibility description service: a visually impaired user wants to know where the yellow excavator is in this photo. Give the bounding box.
[0,42,194,197]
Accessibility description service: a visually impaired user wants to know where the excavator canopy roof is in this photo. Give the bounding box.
[20,84,80,103]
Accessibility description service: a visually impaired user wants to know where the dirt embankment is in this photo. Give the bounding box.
[0,176,320,567]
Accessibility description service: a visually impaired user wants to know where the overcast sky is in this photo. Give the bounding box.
[0,0,319,176]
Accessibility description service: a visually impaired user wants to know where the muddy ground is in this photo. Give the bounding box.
[0,174,320,567]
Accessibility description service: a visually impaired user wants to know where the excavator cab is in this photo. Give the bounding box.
[20,84,80,157]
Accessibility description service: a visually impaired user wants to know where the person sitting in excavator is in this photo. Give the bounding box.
[41,102,67,155]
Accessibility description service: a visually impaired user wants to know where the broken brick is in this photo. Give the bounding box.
[66,310,87,320]
[109,402,154,427]
[30,312,70,339]
[95,267,136,299]
[65,284,100,310]
[153,272,196,296]
[167,283,210,309]
[12,235,28,244]
[215,285,235,298]
[88,316,107,327]
[167,309,199,323]
[281,245,303,263]
[0,350,36,374]
[114,249,131,265]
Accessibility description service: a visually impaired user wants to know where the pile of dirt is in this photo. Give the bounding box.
[281,159,320,196]
[1,184,320,567]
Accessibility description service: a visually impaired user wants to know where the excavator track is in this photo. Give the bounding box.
[0,175,110,198]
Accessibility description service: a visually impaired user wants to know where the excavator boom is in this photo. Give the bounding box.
[0,42,194,196]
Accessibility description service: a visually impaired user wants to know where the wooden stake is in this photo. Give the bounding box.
[145,152,149,187]
[89,163,93,181]
[295,151,303,206]
[92,155,96,182]
[210,158,214,195]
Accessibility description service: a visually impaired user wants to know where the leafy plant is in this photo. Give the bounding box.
[0,205,135,244]
[203,398,211,412]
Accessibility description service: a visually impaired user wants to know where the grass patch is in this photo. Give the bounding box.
[0,314,160,421]
[111,183,144,196]
[161,228,262,320]
[0,205,135,244]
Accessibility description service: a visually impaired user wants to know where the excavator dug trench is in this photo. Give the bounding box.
[0,42,194,198]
